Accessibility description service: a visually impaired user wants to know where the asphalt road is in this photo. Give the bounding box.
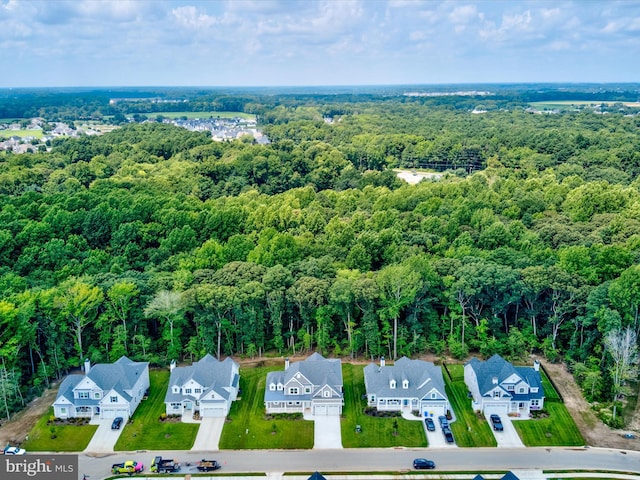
[77,447,640,480]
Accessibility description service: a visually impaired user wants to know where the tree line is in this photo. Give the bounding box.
[0,94,638,427]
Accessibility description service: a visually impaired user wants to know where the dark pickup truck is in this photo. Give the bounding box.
[197,460,221,472]
[150,456,180,473]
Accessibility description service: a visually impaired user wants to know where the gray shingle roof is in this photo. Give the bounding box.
[466,354,544,399]
[364,357,446,399]
[264,353,343,402]
[164,354,239,403]
[53,356,148,406]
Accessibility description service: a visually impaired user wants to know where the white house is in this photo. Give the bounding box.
[264,353,343,415]
[464,354,545,416]
[364,356,450,417]
[164,354,240,418]
[52,356,149,420]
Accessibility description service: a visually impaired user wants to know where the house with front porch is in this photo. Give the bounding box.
[164,354,239,418]
[464,354,545,416]
[363,356,450,417]
[264,353,343,415]
[52,356,149,420]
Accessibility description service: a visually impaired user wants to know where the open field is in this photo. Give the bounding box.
[0,129,43,139]
[136,111,256,120]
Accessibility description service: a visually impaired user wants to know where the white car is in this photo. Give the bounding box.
[4,446,27,455]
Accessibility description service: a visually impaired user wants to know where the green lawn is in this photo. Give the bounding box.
[114,370,199,451]
[0,129,43,139]
[341,363,427,448]
[220,364,314,449]
[444,364,496,447]
[137,111,256,120]
[514,370,584,447]
[22,408,97,452]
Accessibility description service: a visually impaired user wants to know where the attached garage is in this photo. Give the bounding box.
[102,408,128,419]
[483,403,509,415]
[200,406,227,418]
[313,404,341,416]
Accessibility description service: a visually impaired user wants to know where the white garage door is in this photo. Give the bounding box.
[314,404,340,416]
[102,409,128,419]
[484,404,508,415]
[201,407,226,418]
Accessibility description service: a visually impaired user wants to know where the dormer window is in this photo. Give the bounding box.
[277,383,283,391]
[172,386,179,394]
[269,384,276,391]
[390,380,396,389]
[402,380,409,389]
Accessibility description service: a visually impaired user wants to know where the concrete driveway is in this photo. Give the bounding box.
[485,411,525,447]
[84,418,124,453]
[191,417,225,451]
[304,412,342,449]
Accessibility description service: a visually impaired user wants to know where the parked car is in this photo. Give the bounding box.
[490,413,504,431]
[197,459,221,472]
[443,426,455,443]
[111,417,124,430]
[413,458,436,470]
[3,446,26,455]
[112,460,143,475]
[424,417,436,431]
[438,415,449,429]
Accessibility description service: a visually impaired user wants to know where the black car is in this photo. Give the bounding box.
[424,417,436,431]
[443,426,455,443]
[111,416,123,430]
[413,458,436,470]
[490,413,504,431]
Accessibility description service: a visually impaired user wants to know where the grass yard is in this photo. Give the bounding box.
[444,364,496,447]
[138,111,256,120]
[114,369,199,451]
[22,408,97,452]
[220,364,314,449]
[514,370,584,447]
[341,363,427,448]
[0,129,43,139]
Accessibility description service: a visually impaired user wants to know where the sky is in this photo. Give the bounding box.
[1,0,639,88]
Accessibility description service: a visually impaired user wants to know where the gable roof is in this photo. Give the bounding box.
[466,354,543,398]
[266,353,343,394]
[364,357,446,398]
[165,354,239,403]
[308,473,327,480]
[54,356,148,406]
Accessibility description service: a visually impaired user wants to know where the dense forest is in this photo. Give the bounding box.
[0,87,639,427]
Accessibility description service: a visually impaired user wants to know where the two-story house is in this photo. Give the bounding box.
[464,354,545,416]
[52,356,150,420]
[164,354,240,418]
[264,353,343,415]
[364,356,450,417]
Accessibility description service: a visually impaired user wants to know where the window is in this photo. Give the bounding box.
[531,399,540,407]
[78,391,89,399]
[493,391,500,398]
[110,396,118,403]
[518,388,525,394]
[507,385,515,391]
[172,386,179,393]
[289,387,299,395]
[390,380,396,389]
[60,407,66,414]
[370,395,375,402]
[431,393,436,399]
[323,390,330,397]
[195,388,201,394]
[94,392,101,399]
[531,387,538,393]
[277,384,283,391]
[185,388,192,394]
[402,380,409,389]
[269,384,276,391]
[305,387,311,394]
[170,402,181,410]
